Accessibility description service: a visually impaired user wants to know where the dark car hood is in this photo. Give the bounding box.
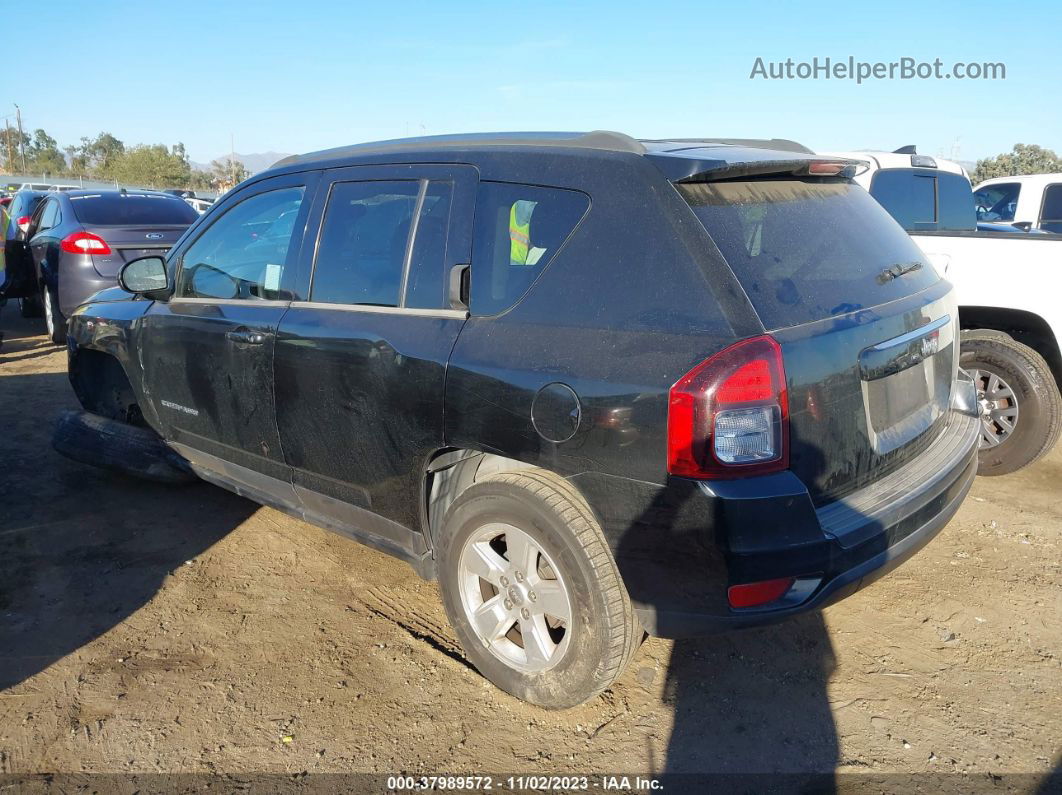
[83,285,135,305]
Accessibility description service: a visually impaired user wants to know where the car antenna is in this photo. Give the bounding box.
[892,145,917,155]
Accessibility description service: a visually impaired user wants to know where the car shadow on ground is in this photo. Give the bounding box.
[611,432,843,791]
[660,619,837,789]
[0,309,47,345]
[0,365,257,691]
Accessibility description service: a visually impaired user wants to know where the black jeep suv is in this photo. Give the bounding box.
[59,131,980,708]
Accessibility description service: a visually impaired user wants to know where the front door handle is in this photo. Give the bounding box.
[225,328,270,345]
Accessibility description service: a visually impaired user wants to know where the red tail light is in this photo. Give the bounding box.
[61,231,112,256]
[728,577,795,608]
[17,215,31,234]
[667,335,789,479]
[806,161,846,175]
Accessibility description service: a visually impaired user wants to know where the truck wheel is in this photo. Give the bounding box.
[19,294,43,318]
[43,285,67,344]
[436,469,642,708]
[960,331,1062,476]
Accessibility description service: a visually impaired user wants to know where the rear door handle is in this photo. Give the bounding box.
[225,328,270,345]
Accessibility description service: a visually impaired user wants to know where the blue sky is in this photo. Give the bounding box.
[4,0,1059,165]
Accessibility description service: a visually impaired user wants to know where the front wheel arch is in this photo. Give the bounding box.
[68,347,148,428]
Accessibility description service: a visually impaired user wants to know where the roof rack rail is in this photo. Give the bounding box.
[273,130,647,169]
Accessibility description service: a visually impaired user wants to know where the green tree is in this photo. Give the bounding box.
[189,169,216,190]
[110,143,192,188]
[25,129,67,176]
[1,127,29,172]
[211,156,248,186]
[74,132,126,177]
[971,144,1062,185]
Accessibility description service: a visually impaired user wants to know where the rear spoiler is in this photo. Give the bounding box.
[646,148,867,183]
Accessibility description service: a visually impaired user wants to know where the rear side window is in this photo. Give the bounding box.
[36,200,59,231]
[69,193,198,225]
[870,169,975,231]
[310,181,420,306]
[470,182,589,316]
[680,179,940,329]
[1040,184,1062,233]
[936,173,976,231]
[405,181,454,310]
[974,182,1020,222]
[869,170,935,229]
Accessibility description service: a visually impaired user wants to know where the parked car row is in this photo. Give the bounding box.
[52,131,986,708]
[4,130,1055,709]
[822,147,1062,476]
[1,185,215,215]
[0,189,198,342]
[974,173,1062,234]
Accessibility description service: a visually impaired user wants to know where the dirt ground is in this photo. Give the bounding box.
[1,311,1059,789]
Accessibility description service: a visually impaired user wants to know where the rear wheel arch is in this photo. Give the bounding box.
[959,305,1062,388]
[427,459,642,707]
[422,449,568,554]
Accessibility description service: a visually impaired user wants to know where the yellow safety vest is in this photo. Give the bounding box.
[509,203,531,266]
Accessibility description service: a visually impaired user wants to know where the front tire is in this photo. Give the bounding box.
[43,284,67,345]
[437,469,642,709]
[960,331,1062,476]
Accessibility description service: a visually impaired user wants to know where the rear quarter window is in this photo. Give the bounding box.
[679,178,940,329]
[470,182,589,316]
[70,194,198,226]
[869,170,936,230]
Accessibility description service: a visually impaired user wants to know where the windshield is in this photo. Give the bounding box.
[70,193,198,226]
[679,178,941,329]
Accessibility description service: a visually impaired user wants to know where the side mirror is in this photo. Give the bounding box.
[119,255,169,297]
[1012,221,1033,232]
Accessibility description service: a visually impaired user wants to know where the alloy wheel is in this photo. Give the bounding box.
[969,367,1019,448]
[457,522,573,673]
[43,288,55,337]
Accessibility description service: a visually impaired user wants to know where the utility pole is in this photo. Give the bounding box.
[230,132,236,186]
[3,121,13,171]
[14,103,26,173]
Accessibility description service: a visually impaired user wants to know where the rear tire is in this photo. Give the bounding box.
[43,284,67,345]
[436,469,642,709]
[960,330,1062,476]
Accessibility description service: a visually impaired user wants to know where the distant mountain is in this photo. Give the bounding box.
[190,151,294,175]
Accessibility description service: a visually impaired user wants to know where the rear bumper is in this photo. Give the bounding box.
[57,254,117,316]
[641,439,976,636]
[592,380,981,638]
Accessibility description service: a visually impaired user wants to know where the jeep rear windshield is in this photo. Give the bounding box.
[679,178,940,329]
[69,193,198,226]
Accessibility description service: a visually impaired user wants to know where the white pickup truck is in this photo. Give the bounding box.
[973,173,1062,234]
[824,148,1062,475]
